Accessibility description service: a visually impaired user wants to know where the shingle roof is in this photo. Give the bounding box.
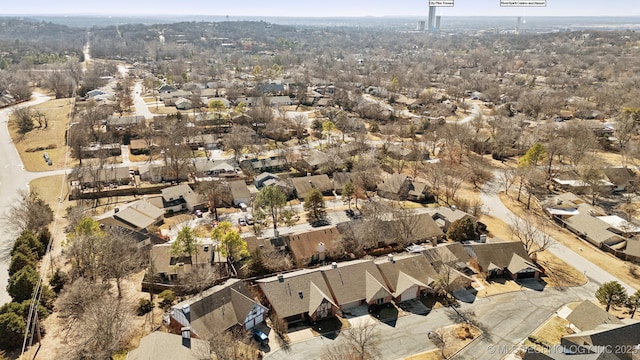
[464,242,535,274]
[564,212,623,246]
[320,260,389,306]
[375,254,438,295]
[365,271,392,303]
[172,279,264,337]
[257,270,334,319]
[291,174,333,199]
[566,300,623,332]
[126,331,209,360]
[308,282,337,314]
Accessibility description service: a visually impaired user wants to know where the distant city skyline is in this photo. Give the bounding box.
[1,0,637,18]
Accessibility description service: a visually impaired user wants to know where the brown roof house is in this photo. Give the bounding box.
[376,253,439,302]
[126,331,209,360]
[429,206,476,233]
[604,167,637,192]
[320,259,393,312]
[257,269,339,324]
[284,227,343,267]
[290,174,333,200]
[377,173,412,201]
[169,279,267,337]
[464,242,542,280]
[228,180,252,206]
[95,198,164,232]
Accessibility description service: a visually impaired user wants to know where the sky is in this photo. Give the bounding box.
[0,0,637,17]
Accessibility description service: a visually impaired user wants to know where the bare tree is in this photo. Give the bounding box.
[3,190,54,235]
[509,216,552,258]
[100,227,146,298]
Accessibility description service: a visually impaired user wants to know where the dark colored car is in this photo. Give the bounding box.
[252,328,269,346]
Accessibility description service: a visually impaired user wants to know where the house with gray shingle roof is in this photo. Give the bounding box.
[256,269,338,324]
[320,260,392,311]
[169,278,267,337]
[464,242,542,280]
[566,300,623,332]
[376,254,439,302]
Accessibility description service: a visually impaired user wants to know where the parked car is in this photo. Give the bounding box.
[238,218,247,226]
[245,214,254,225]
[252,329,269,346]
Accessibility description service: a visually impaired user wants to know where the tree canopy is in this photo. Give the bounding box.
[304,188,327,225]
[596,281,628,312]
[254,186,287,233]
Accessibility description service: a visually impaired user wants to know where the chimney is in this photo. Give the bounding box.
[114,207,119,213]
[331,261,338,269]
[318,242,326,261]
[277,274,284,283]
[181,327,191,349]
[388,254,395,263]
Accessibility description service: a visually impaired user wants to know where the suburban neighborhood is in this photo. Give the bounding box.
[2,10,640,360]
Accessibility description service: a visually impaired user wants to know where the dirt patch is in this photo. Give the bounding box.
[434,324,482,359]
[8,98,78,172]
[525,315,573,351]
[405,351,443,360]
[500,192,640,290]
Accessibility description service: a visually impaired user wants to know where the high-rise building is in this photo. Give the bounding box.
[436,16,441,30]
[428,6,436,33]
[417,20,426,31]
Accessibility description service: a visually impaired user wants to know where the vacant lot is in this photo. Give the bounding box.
[8,98,77,171]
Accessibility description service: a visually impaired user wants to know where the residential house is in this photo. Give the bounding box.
[464,242,542,280]
[419,243,474,290]
[175,97,192,110]
[70,166,132,190]
[566,300,623,332]
[563,212,626,249]
[525,322,640,360]
[257,270,339,324]
[254,172,280,189]
[429,207,476,233]
[407,181,431,203]
[320,260,393,311]
[95,198,164,232]
[191,159,239,178]
[296,149,342,174]
[79,143,122,158]
[284,227,343,267]
[604,167,637,192]
[161,184,205,213]
[240,156,288,174]
[377,173,412,201]
[596,215,640,238]
[105,115,146,132]
[126,331,209,360]
[385,144,424,161]
[291,174,333,200]
[332,171,353,195]
[169,279,267,337]
[228,180,252,206]
[376,254,438,302]
[552,176,614,195]
[157,84,178,94]
[151,240,223,281]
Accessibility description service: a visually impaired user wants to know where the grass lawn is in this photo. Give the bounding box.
[524,315,572,351]
[8,98,78,171]
[29,175,68,209]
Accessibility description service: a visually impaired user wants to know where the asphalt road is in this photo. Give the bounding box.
[0,93,53,305]
[480,173,637,294]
